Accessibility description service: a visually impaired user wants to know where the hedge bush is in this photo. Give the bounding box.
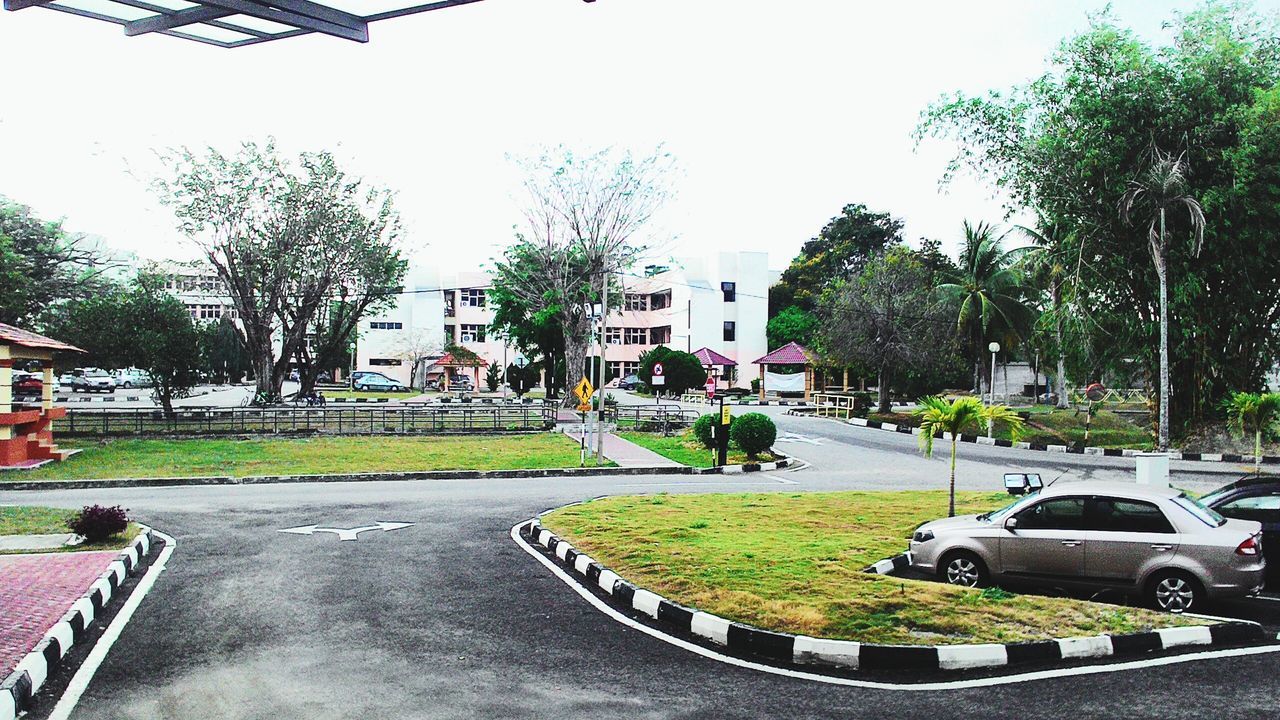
[68,504,129,542]
[730,412,777,459]
[692,413,718,449]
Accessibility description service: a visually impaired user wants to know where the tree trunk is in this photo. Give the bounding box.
[1053,283,1068,408]
[877,365,892,414]
[157,383,175,420]
[1157,209,1171,452]
[948,437,958,518]
[1255,428,1262,475]
[562,331,588,409]
[252,349,275,404]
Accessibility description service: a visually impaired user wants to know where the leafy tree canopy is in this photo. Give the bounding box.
[766,305,820,351]
[917,1,1280,429]
[0,198,111,328]
[770,203,903,315]
[637,345,707,396]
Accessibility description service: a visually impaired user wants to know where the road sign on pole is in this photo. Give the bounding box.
[705,376,716,399]
[573,377,594,405]
[653,362,664,377]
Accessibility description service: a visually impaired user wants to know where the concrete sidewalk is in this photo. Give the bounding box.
[564,431,681,468]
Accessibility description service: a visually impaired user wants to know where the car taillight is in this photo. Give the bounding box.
[1236,534,1261,556]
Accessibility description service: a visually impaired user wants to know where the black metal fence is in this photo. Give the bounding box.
[56,405,558,437]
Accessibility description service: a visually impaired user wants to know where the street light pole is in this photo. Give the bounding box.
[987,341,1000,438]
[596,270,609,465]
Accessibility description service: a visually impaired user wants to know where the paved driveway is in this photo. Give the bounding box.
[6,459,1279,719]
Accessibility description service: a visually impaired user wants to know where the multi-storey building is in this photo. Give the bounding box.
[151,260,239,322]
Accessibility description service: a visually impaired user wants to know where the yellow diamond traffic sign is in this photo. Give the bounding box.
[573,377,595,405]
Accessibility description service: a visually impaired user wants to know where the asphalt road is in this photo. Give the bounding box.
[5,413,1278,719]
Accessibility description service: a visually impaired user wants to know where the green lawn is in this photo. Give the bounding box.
[868,406,1154,450]
[6,433,596,482]
[616,430,777,468]
[0,505,141,554]
[543,491,1193,645]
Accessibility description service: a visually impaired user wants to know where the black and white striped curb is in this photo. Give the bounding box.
[829,415,1277,466]
[328,396,545,405]
[680,396,809,407]
[1,528,157,720]
[523,520,1266,674]
[864,551,913,575]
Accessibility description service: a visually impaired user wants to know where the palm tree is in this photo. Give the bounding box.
[915,396,1025,517]
[1222,392,1280,474]
[1119,146,1206,452]
[936,221,1036,396]
[1016,220,1077,410]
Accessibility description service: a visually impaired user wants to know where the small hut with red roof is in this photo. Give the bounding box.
[0,323,84,468]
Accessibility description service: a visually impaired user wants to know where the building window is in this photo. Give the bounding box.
[623,362,640,377]
[444,325,456,342]
[650,326,671,344]
[650,291,671,310]
[624,328,648,345]
[369,358,403,366]
[624,293,648,311]
[607,361,624,380]
[369,321,403,330]
[606,327,622,345]
[444,292,456,317]
[460,324,486,343]
[461,288,486,308]
[721,282,736,302]
[723,321,736,342]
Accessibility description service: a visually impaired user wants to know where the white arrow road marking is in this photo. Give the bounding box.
[775,433,826,445]
[277,521,415,541]
[762,473,798,485]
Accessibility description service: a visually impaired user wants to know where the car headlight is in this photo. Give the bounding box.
[912,529,934,543]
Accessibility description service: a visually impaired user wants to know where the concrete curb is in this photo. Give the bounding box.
[821,414,1273,467]
[1,528,157,720]
[522,519,1266,675]
[0,456,789,491]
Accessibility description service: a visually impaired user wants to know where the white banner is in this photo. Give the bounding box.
[764,371,805,393]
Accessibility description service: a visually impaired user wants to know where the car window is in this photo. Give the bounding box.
[1089,497,1174,533]
[1217,493,1280,523]
[1015,497,1086,530]
[1173,494,1227,527]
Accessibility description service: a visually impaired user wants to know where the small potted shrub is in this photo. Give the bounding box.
[68,505,129,543]
[730,412,778,460]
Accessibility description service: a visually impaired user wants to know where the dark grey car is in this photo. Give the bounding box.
[909,481,1265,612]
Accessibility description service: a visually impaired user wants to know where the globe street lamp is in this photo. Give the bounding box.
[987,341,1001,438]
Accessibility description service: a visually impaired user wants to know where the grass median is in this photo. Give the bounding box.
[7,433,599,482]
[0,506,141,554]
[616,430,778,468]
[542,490,1194,645]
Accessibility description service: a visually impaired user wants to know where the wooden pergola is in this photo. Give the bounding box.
[427,350,488,388]
[751,342,817,402]
[0,323,83,468]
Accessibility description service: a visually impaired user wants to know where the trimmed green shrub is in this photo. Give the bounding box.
[730,412,777,459]
[692,413,718,449]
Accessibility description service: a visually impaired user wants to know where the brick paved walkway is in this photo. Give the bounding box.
[0,551,118,678]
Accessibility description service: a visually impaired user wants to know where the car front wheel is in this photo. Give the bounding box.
[939,551,988,588]
[1147,570,1204,613]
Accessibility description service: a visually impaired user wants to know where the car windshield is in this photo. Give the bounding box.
[1173,493,1226,527]
[980,493,1040,522]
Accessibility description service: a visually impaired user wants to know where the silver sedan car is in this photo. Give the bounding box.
[909,481,1265,612]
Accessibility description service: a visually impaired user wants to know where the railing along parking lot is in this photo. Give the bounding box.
[55,405,558,437]
[610,404,700,430]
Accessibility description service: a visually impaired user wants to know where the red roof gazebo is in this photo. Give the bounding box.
[691,347,736,392]
[750,342,817,401]
[0,323,84,469]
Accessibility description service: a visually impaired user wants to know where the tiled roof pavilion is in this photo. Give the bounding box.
[751,342,814,366]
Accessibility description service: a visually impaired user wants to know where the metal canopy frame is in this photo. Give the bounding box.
[2,0,497,48]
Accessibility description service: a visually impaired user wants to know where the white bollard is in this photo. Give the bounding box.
[1135,452,1170,487]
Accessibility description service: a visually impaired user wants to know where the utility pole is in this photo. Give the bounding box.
[596,269,609,464]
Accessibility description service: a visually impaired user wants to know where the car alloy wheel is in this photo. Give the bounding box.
[1153,575,1197,613]
[945,556,982,587]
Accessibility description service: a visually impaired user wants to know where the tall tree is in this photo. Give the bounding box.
[766,305,820,351]
[770,203,904,315]
[918,1,1280,433]
[915,396,1024,517]
[822,246,955,413]
[1016,220,1078,409]
[0,198,111,327]
[489,241,567,396]
[154,141,404,404]
[934,222,1035,392]
[1119,148,1206,451]
[495,147,675,406]
[199,316,251,384]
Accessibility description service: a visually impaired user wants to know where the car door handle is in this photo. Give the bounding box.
[1060,540,1082,547]
[1150,544,1174,551]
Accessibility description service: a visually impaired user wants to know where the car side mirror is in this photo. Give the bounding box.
[1004,517,1018,532]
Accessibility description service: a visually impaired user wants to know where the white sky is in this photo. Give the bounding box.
[1,0,1271,275]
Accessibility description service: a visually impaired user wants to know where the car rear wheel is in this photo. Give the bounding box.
[1147,570,1204,613]
[939,551,988,588]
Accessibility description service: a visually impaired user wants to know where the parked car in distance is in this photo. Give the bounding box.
[114,368,152,389]
[909,481,1264,612]
[353,374,407,392]
[618,374,640,390]
[12,373,43,398]
[448,375,474,392]
[72,369,117,394]
[1200,476,1280,589]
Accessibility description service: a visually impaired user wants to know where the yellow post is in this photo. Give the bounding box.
[42,363,54,411]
